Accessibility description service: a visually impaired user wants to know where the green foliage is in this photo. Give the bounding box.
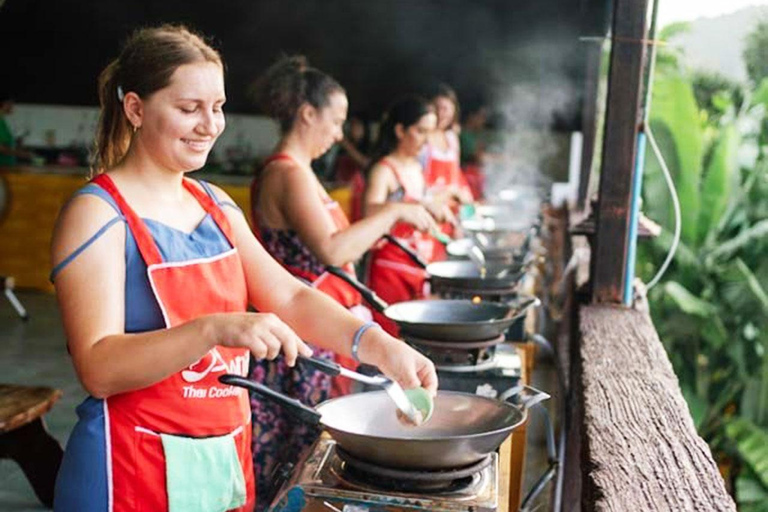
[639,27,768,508]
[691,71,745,120]
[744,20,768,85]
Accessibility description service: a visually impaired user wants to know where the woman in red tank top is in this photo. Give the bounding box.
[364,96,454,334]
[248,56,437,511]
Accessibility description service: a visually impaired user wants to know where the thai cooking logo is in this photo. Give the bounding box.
[181,348,248,398]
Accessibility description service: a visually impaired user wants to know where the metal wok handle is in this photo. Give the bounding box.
[325,266,389,313]
[382,234,429,269]
[297,355,389,387]
[218,374,322,426]
[500,384,558,512]
[509,296,541,319]
[498,384,550,409]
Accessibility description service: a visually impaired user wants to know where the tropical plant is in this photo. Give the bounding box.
[744,20,768,86]
[637,24,768,511]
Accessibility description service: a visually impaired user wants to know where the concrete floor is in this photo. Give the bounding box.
[0,290,559,511]
[0,291,85,511]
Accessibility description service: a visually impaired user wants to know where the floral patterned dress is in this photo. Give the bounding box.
[250,226,336,511]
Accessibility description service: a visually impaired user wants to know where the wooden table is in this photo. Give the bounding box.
[0,384,64,507]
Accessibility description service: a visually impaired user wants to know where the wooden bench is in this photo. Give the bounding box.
[0,384,64,508]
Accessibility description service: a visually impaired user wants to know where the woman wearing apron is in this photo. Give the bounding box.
[422,84,474,250]
[248,56,437,511]
[364,96,453,335]
[51,27,437,512]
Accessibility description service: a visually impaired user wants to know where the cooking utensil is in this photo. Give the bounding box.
[468,245,487,277]
[297,355,426,425]
[382,234,530,290]
[220,373,548,470]
[326,266,530,341]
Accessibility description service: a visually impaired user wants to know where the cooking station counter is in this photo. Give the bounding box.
[267,345,531,512]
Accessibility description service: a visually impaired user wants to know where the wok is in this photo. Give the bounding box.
[446,225,539,263]
[326,266,535,341]
[220,374,548,470]
[383,234,531,291]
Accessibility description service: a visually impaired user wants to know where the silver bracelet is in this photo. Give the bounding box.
[352,322,380,363]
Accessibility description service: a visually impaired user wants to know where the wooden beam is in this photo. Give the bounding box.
[578,304,736,510]
[592,0,649,303]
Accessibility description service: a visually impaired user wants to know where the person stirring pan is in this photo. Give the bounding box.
[364,96,453,335]
[248,56,439,511]
[50,26,436,512]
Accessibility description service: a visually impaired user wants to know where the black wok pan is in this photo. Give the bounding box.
[446,225,539,263]
[220,374,548,470]
[382,234,531,291]
[326,266,535,341]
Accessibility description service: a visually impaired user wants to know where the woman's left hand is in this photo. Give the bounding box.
[358,330,438,396]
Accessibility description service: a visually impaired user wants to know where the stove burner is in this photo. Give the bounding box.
[404,334,504,371]
[335,448,492,493]
[434,284,521,302]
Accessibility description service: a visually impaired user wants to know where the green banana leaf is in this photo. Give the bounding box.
[736,468,768,511]
[663,281,716,317]
[698,125,740,244]
[647,75,704,246]
[725,418,768,489]
[706,219,768,264]
[751,78,768,109]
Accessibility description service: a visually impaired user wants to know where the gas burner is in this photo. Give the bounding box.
[433,284,521,302]
[334,448,492,494]
[403,334,505,372]
[270,438,500,511]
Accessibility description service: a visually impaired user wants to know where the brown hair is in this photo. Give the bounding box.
[429,83,461,129]
[92,24,223,174]
[250,55,345,134]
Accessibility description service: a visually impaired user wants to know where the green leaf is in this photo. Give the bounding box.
[646,75,704,246]
[725,418,768,488]
[737,470,768,511]
[707,219,768,264]
[698,126,740,244]
[752,78,768,109]
[660,21,691,41]
[663,281,716,317]
[682,386,709,430]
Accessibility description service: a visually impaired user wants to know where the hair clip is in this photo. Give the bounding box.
[117,86,125,102]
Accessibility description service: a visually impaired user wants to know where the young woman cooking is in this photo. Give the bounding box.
[364,96,454,335]
[248,56,438,511]
[422,84,474,246]
[50,27,437,512]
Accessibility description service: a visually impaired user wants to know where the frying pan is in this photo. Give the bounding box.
[446,225,539,263]
[382,234,532,291]
[220,374,548,470]
[326,266,536,341]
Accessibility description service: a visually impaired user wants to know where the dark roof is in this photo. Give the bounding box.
[0,0,610,127]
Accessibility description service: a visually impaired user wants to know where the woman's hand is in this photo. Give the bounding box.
[390,203,440,234]
[423,198,457,225]
[203,312,313,367]
[357,330,438,396]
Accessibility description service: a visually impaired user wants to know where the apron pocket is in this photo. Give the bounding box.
[135,427,247,512]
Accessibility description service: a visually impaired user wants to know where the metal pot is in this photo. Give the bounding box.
[220,374,548,470]
[326,266,537,341]
[382,234,532,291]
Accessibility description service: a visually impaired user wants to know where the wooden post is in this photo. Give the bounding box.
[576,43,601,210]
[591,0,649,303]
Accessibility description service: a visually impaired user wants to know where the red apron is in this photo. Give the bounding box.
[424,133,471,256]
[92,174,255,512]
[366,159,440,335]
[251,154,364,393]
